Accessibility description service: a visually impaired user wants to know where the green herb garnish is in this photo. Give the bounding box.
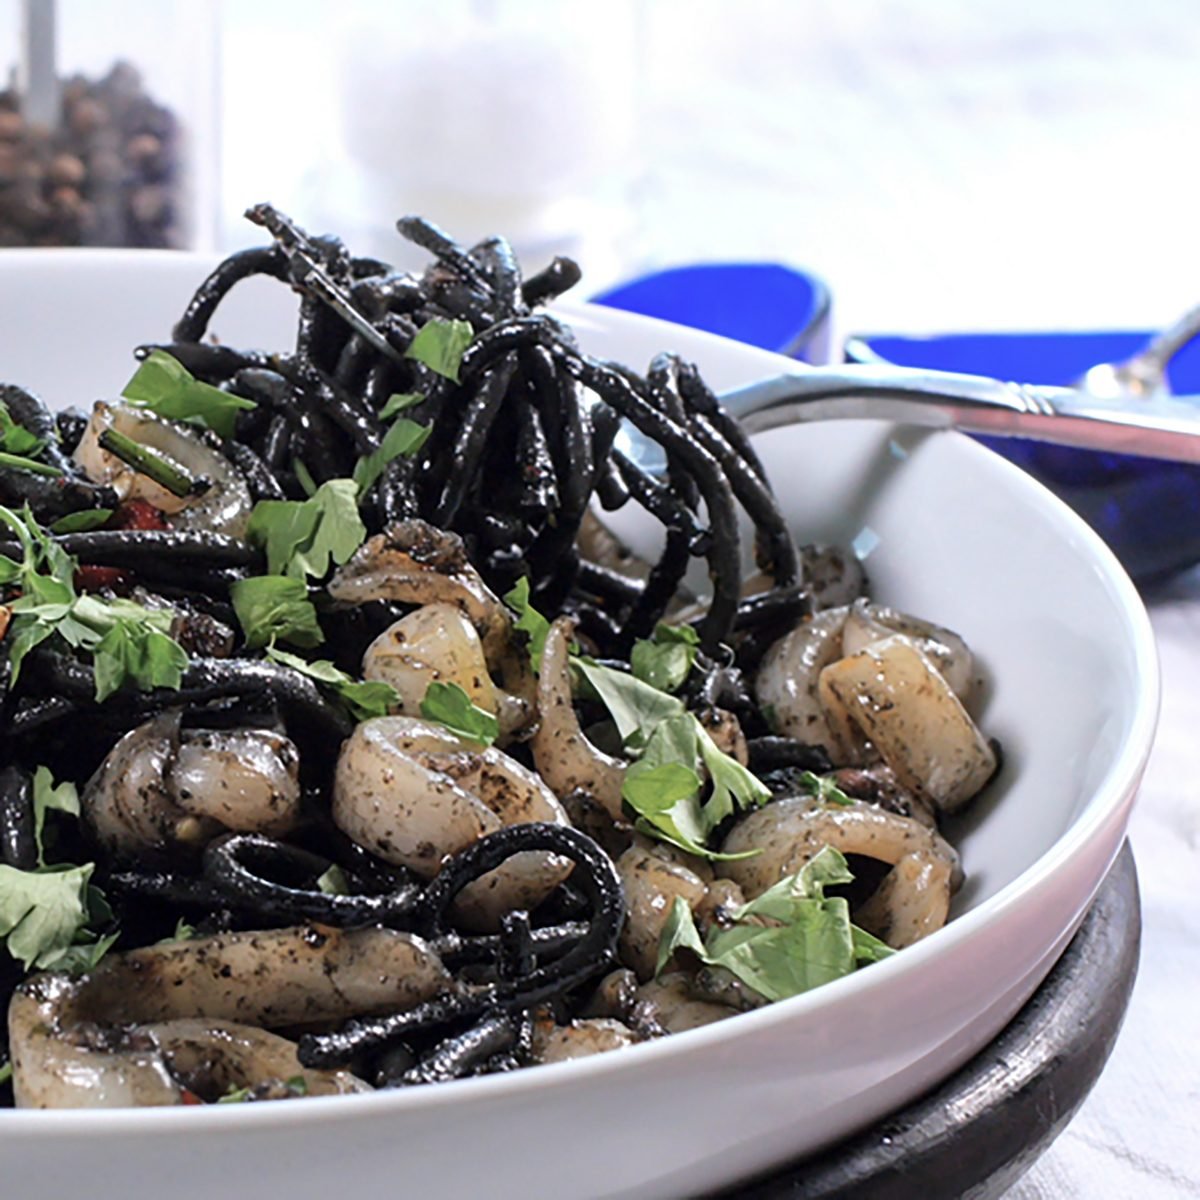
[159,917,197,944]
[0,507,189,698]
[98,428,204,499]
[123,349,256,439]
[419,681,499,747]
[293,458,318,498]
[246,479,366,581]
[630,622,700,693]
[316,865,350,896]
[0,402,45,459]
[796,770,854,807]
[378,392,423,420]
[0,451,59,477]
[0,863,102,971]
[230,576,323,650]
[31,767,79,868]
[351,416,430,497]
[265,644,397,721]
[656,847,896,1000]
[405,318,474,381]
[503,577,551,674]
[571,658,770,859]
[49,509,113,534]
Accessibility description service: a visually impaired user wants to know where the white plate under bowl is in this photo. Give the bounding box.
[0,252,1159,1200]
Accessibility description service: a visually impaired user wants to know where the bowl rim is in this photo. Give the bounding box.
[0,258,1161,1134]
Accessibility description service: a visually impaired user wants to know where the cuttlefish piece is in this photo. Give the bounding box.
[719,794,960,948]
[332,716,571,930]
[8,925,452,1108]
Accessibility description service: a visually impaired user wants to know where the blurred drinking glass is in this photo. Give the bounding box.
[320,0,641,286]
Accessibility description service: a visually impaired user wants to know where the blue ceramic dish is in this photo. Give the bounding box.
[590,262,833,363]
[845,332,1200,584]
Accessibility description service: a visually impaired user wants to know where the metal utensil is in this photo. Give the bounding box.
[717,363,1200,463]
[17,0,58,129]
[1075,301,1200,400]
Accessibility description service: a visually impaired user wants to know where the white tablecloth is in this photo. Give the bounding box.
[1007,569,1200,1198]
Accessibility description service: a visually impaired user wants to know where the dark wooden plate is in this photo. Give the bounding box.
[709,843,1140,1200]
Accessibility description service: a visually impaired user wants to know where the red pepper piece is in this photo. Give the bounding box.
[75,565,130,592]
[110,499,169,531]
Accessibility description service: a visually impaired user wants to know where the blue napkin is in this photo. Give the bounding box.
[846,332,1200,584]
[591,263,832,362]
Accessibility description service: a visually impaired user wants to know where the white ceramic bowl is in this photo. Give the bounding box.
[0,252,1159,1199]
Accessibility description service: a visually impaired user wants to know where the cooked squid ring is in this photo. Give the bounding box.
[332,716,571,930]
[7,925,453,1107]
[840,599,977,704]
[73,401,253,538]
[718,795,961,948]
[142,1020,370,1101]
[615,842,708,982]
[754,606,858,753]
[82,712,303,862]
[530,617,627,821]
[818,634,997,813]
[631,972,738,1035]
[328,519,510,658]
[361,602,531,740]
[330,521,535,722]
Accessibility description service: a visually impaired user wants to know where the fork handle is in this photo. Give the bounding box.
[1136,301,1200,373]
[721,365,1200,464]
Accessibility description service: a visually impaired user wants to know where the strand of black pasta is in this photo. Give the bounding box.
[230,365,330,484]
[331,331,378,397]
[688,405,799,584]
[609,448,704,640]
[514,401,559,514]
[431,355,519,526]
[676,357,772,484]
[298,824,623,1068]
[471,235,525,318]
[0,765,34,870]
[745,736,835,775]
[9,529,265,569]
[611,451,708,550]
[520,256,582,307]
[268,356,382,456]
[652,352,797,585]
[521,346,592,605]
[401,1012,519,1086]
[349,271,426,317]
[574,559,644,605]
[396,215,492,292]
[136,342,273,385]
[172,245,290,342]
[201,834,422,927]
[0,385,76,474]
[422,276,499,327]
[259,413,291,474]
[26,652,353,742]
[458,317,744,648]
[629,357,707,639]
[729,583,811,632]
[4,695,79,738]
[220,438,285,501]
[562,355,743,654]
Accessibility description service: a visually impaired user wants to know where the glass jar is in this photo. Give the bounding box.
[0,0,217,249]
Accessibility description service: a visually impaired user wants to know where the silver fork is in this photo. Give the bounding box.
[718,363,1200,463]
[1076,301,1200,400]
